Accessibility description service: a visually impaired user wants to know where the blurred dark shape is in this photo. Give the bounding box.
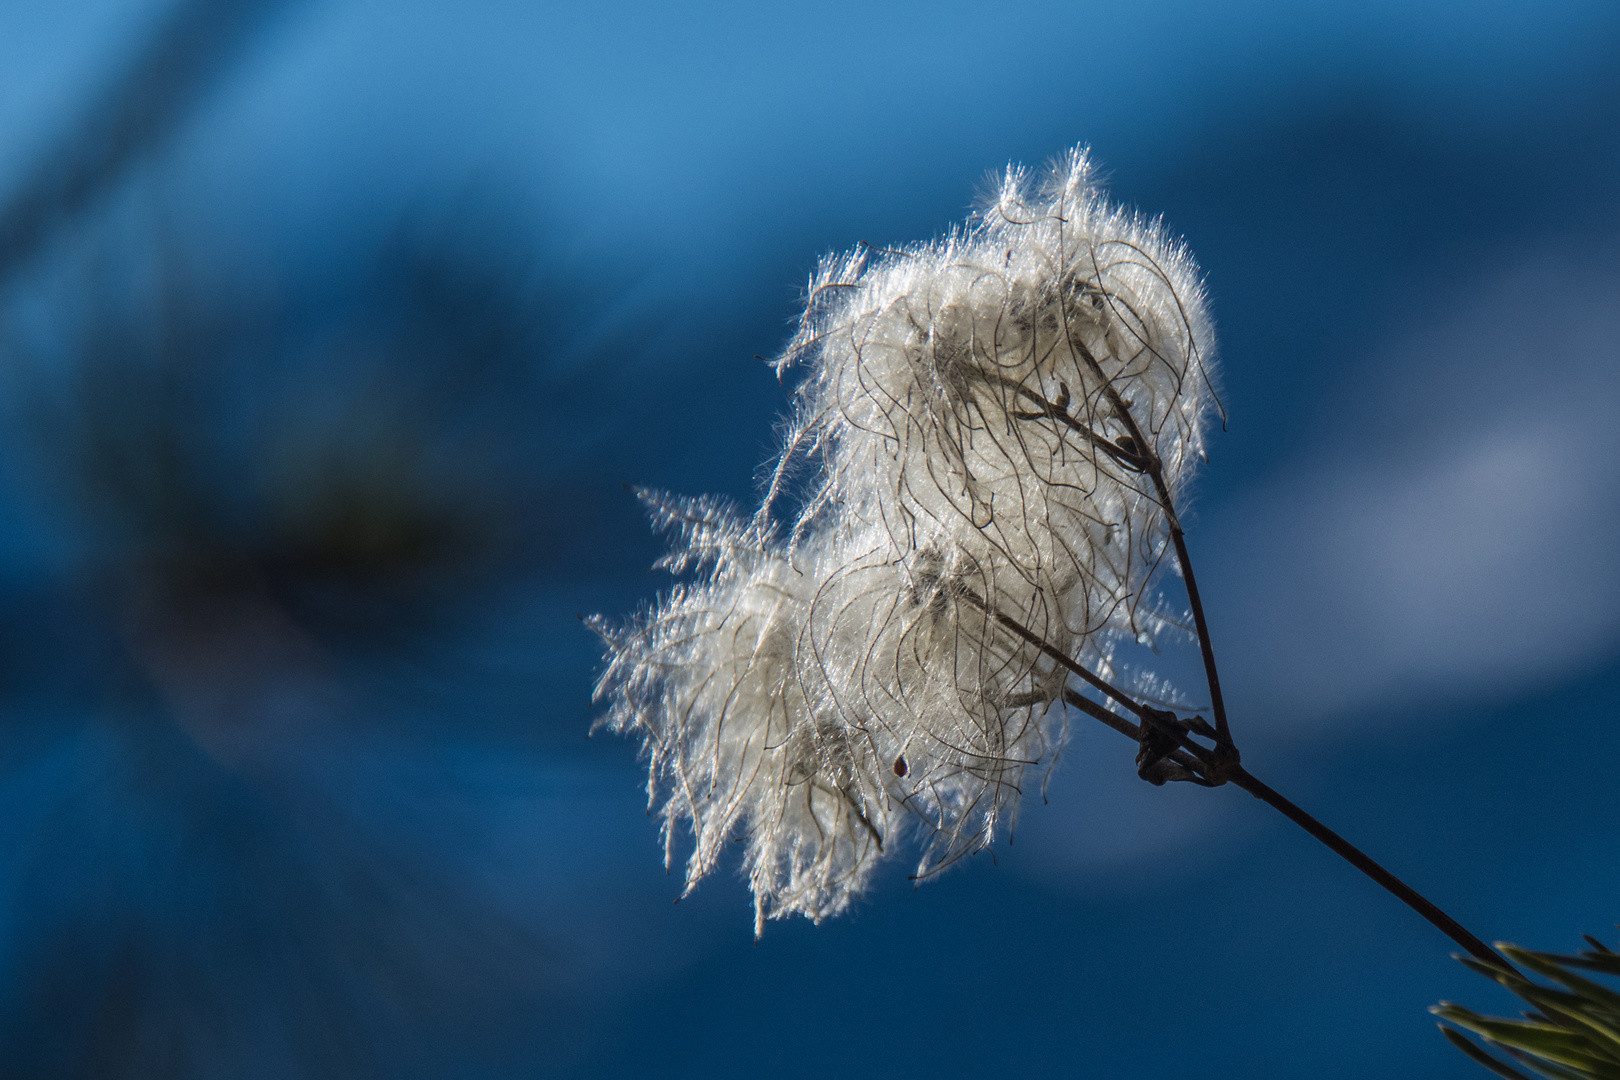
[0,208,633,1075]
[71,258,521,641]
[0,0,297,291]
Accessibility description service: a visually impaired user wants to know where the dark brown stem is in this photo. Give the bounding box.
[1096,383,1504,962]
[992,600,1511,972]
[1149,477,1230,740]
[998,349,1506,969]
[1226,766,1505,969]
[1087,369,1231,741]
[1061,688,1211,786]
[1000,368,1231,737]
[958,588,1147,719]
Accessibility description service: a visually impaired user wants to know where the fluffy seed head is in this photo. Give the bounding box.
[592,147,1218,934]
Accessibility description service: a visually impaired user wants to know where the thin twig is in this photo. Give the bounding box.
[1226,766,1506,968]
[982,567,1511,972]
[1060,688,1210,785]
[1019,330,1233,744]
[957,587,1145,718]
[1067,362,1506,963]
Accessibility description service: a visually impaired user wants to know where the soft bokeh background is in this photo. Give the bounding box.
[0,1,1616,1076]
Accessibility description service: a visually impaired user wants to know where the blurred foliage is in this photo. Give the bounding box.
[1,213,605,659]
[0,213,624,1076]
[1436,937,1620,1079]
[0,21,645,1059]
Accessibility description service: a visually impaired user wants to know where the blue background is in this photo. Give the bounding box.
[0,1,1617,1076]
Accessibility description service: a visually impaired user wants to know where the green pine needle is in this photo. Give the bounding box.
[1437,933,1620,1080]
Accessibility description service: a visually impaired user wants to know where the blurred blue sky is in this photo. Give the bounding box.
[0,0,1617,1077]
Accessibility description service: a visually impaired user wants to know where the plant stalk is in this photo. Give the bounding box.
[1226,766,1503,967]
[1004,363,1509,971]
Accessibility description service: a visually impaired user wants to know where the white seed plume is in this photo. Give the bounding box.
[592,148,1218,935]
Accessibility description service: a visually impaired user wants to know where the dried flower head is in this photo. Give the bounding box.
[592,147,1218,934]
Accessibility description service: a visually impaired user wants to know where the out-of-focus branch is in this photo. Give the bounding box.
[0,0,297,290]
